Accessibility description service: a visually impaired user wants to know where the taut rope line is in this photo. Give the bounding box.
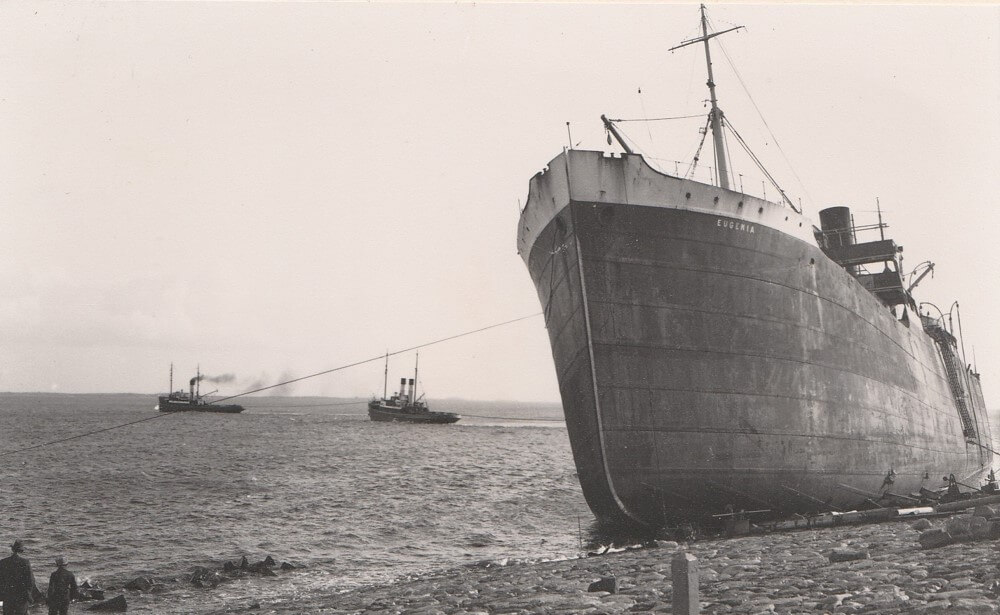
[0,312,543,458]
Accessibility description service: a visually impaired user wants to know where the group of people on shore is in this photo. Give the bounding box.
[0,540,78,615]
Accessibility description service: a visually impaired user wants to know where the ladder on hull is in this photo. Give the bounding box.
[923,316,978,442]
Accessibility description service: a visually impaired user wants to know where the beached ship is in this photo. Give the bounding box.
[368,356,460,424]
[518,6,994,527]
[157,365,244,414]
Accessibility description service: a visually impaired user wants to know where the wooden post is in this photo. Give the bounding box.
[672,551,699,614]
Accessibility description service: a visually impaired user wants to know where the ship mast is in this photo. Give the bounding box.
[669,4,743,190]
[413,352,419,404]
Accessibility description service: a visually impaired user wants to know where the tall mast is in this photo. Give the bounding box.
[669,4,743,190]
[700,4,728,189]
[169,362,173,393]
[383,351,388,399]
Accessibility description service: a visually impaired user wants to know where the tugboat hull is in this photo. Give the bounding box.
[158,397,244,413]
[367,402,460,424]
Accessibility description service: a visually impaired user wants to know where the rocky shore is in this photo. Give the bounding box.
[234,511,999,615]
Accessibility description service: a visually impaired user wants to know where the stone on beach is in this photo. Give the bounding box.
[86,594,127,612]
[911,518,933,531]
[122,576,153,592]
[918,528,953,549]
[946,517,973,539]
[587,576,618,593]
[827,547,869,562]
[253,510,1000,615]
[972,505,996,519]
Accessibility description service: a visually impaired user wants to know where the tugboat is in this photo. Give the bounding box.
[157,365,245,414]
[368,354,459,424]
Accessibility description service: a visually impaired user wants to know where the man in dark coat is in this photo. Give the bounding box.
[0,539,38,615]
[47,557,77,615]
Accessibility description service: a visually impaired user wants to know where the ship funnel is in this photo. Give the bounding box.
[819,207,854,248]
[400,377,408,402]
[408,379,414,403]
[819,206,857,274]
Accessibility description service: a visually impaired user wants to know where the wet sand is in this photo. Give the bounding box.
[235,511,999,615]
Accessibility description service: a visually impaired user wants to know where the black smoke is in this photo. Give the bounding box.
[190,373,237,385]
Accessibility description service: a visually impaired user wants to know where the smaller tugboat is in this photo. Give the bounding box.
[368,354,459,424]
[157,365,245,413]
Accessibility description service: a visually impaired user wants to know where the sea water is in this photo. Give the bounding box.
[0,393,596,613]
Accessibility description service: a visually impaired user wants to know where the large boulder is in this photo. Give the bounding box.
[973,505,997,519]
[587,576,619,593]
[918,528,953,549]
[911,518,933,531]
[969,515,991,540]
[945,516,973,540]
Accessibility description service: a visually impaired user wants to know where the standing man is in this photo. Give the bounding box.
[47,557,77,615]
[0,540,38,615]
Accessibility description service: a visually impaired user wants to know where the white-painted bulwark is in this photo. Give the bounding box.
[518,149,817,262]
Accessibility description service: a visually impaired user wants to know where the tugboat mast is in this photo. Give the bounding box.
[669,4,743,190]
[413,352,419,405]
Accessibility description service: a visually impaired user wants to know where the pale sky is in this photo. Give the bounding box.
[1,2,998,402]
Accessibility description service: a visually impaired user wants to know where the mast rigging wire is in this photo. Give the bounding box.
[724,117,800,212]
[637,88,656,147]
[709,19,814,209]
[0,312,544,458]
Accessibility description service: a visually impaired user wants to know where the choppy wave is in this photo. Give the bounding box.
[0,393,593,613]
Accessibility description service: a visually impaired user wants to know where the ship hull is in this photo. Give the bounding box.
[519,150,993,527]
[158,397,245,413]
[367,402,460,424]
